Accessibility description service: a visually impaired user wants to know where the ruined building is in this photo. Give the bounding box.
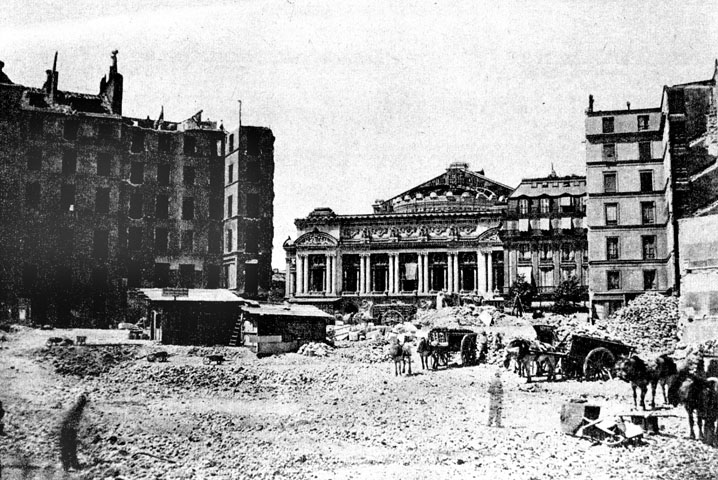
[0,53,275,326]
[284,162,512,313]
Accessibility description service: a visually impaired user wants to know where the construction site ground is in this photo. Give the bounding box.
[1,326,717,480]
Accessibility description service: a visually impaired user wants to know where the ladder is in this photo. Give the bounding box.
[228,316,243,347]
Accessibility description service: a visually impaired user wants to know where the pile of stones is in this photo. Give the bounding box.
[298,342,333,357]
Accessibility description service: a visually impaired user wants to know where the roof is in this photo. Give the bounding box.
[137,288,249,303]
[510,177,586,198]
[241,303,333,318]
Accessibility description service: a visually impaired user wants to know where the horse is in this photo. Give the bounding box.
[615,353,677,410]
[667,367,718,445]
[503,338,557,383]
[390,340,412,376]
[417,337,432,370]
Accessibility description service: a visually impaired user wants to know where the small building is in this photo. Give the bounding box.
[240,303,331,356]
[138,288,247,345]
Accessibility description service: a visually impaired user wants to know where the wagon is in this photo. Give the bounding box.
[427,327,477,368]
[555,334,635,381]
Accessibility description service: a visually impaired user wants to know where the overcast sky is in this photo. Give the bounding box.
[2,0,717,268]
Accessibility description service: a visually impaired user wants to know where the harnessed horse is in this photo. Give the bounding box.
[503,338,557,383]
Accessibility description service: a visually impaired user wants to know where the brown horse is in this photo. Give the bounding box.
[615,353,677,410]
[667,368,718,444]
[503,338,557,383]
[390,340,412,376]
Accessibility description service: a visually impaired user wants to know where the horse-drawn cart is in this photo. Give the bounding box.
[427,327,477,368]
[556,334,635,381]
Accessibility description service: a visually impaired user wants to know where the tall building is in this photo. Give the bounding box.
[584,98,674,318]
[499,170,587,300]
[222,125,275,297]
[0,52,242,326]
[283,162,512,313]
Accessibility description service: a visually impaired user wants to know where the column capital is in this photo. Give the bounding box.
[447,250,459,256]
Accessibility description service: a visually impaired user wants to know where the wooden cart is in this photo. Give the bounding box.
[555,334,635,381]
[427,327,477,368]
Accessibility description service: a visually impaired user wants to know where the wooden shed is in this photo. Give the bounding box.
[138,288,248,345]
[240,303,332,355]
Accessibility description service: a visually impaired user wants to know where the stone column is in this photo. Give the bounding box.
[303,255,310,294]
[417,253,424,293]
[366,255,372,293]
[487,251,494,293]
[295,254,303,294]
[453,252,460,293]
[388,254,395,294]
[359,254,366,294]
[395,254,401,293]
[477,251,486,294]
[423,253,430,292]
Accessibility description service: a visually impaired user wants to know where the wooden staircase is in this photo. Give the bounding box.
[228,319,242,347]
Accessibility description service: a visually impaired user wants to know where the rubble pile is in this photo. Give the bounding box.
[538,313,619,345]
[415,305,511,329]
[298,342,333,357]
[603,293,680,354]
[36,345,140,376]
[335,339,392,364]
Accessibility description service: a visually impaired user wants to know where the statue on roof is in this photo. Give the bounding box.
[0,61,12,84]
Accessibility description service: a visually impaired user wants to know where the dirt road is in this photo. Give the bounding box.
[1,327,716,479]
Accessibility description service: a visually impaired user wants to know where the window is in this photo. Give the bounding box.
[246,193,260,218]
[154,263,170,287]
[183,135,196,155]
[606,237,619,260]
[540,268,554,288]
[637,115,649,131]
[63,120,79,141]
[130,130,145,153]
[605,203,618,225]
[129,191,143,219]
[182,197,194,220]
[208,228,221,254]
[229,134,234,152]
[539,244,552,261]
[641,202,656,224]
[26,182,41,209]
[154,228,168,253]
[29,117,43,136]
[247,161,260,182]
[227,195,233,218]
[602,117,614,133]
[245,224,259,253]
[206,265,221,289]
[518,244,531,261]
[179,264,195,288]
[228,164,234,183]
[27,148,42,170]
[540,198,550,213]
[247,130,260,155]
[518,199,529,215]
[60,184,75,211]
[128,227,143,250]
[639,142,651,161]
[181,230,194,253]
[98,124,113,141]
[155,195,169,219]
[93,230,109,259]
[642,235,656,260]
[226,228,233,252]
[640,171,653,192]
[95,188,110,214]
[602,144,616,161]
[97,153,111,176]
[158,134,171,153]
[157,164,170,185]
[603,172,617,193]
[607,271,620,290]
[62,150,77,175]
[644,270,657,290]
[130,162,144,184]
[182,166,195,187]
[561,245,574,262]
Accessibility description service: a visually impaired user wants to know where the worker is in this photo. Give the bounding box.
[487,370,504,428]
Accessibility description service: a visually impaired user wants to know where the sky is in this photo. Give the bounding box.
[2,0,717,269]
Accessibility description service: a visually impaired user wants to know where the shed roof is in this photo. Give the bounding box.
[241,303,333,319]
[137,288,250,303]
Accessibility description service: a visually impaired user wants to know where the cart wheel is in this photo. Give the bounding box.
[439,351,450,367]
[583,347,616,381]
[381,310,404,325]
[147,353,156,363]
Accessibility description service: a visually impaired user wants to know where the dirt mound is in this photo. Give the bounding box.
[602,293,679,354]
[415,305,525,329]
[537,313,620,346]
[35,345,141,377]
[335,339,392,364]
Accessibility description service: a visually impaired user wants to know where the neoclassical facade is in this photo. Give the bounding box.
[283,163,513,312]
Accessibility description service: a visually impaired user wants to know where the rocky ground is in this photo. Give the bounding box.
[1,326,717,480]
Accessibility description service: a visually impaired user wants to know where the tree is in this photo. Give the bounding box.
[509,274,536,313]
[552,276,583,314]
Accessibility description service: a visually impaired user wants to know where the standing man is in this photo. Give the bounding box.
[487,370,504,428]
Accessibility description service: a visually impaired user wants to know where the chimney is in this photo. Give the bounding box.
[627,101,631,111]
[588,94,594,113]
[100,50,123,115]
[44,52,59,103]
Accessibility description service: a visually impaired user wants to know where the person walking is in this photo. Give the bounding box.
[487,370,504,428]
